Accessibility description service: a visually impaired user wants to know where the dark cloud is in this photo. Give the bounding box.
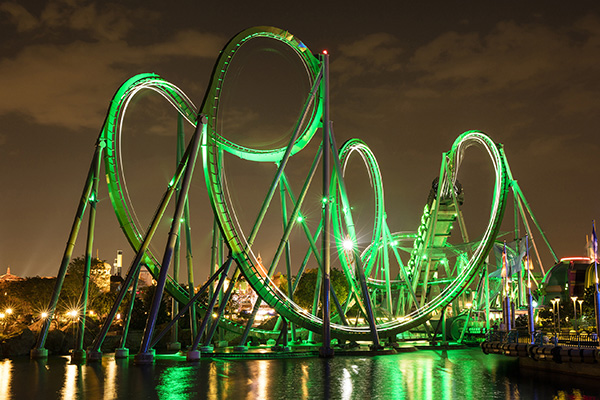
[0,2,38,32]
[332,33,403,82]
[409,16,600,105]
[0,11,225,130]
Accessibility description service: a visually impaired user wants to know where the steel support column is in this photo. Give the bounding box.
[320,52,333,358]
[135,115,206,364]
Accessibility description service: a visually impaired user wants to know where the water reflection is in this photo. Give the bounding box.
[0,359,12,400]
[61,362,84,400]
[156,364,197,400]
[104,357,117,400]
[1,349,599,399]
[301,363,309,398]
[255,360,268,399]
[340,367,352,399]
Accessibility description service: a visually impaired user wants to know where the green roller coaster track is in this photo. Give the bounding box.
[33,26,557,358]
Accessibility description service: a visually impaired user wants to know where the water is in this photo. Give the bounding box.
[1,349,599,399]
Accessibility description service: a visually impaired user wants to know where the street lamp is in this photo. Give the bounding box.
[571,296,578,331]
[555,297,561,333]
[550,299,557,333]
[578,299,584,318]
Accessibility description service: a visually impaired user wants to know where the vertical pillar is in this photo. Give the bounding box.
[484,261,490,332]
[72,145,102,363]
[526,236,535,344]
[441,307,447,345]
[168,113,186,352]
[594,284,600,342]
[319,51,333,358]
[592,221,600,340]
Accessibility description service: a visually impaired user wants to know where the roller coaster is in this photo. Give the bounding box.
[30,26,557,361]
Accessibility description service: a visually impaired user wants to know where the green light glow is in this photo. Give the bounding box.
[156,365,196,400]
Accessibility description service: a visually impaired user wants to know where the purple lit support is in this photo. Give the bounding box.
[525,235,535,344]
[502,242,512,333]
[134,115,206,364]
[505,296,512,332]
[319,52,333,358]
[595,283,600,340]
[527,291,534,343]
[593,221,600,339]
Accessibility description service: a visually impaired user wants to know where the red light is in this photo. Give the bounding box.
[559,257,591,262]
[323,50,328,55]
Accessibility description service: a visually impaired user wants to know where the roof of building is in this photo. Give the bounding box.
[0,267,24,282]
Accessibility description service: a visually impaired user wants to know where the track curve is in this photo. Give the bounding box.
[100,27,511,341]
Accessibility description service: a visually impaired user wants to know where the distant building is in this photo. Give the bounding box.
[0,267,24,282]
[540,257,598,305]
[138,266,155,288]
[93,261,113,293]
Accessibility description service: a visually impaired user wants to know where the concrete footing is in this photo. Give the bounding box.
[70,349,86,363]
[133,350,155,365]
[186,350,201,361]
[115,348,129,359]
[87,349,103,362]
[30,348,48,359]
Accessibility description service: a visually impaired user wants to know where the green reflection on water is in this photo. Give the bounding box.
[1,349,600,399]
[156,365,197,400]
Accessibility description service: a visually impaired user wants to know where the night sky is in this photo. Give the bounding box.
[1,1,599,280]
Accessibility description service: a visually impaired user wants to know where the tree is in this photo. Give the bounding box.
[59,256,113,316]
[0,277,54,316]
[292,268,349,314]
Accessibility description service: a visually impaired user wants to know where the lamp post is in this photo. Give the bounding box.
[578,299,584,319]
[550,299,557,333]
[571,296,578,331]
[556,297,561,333]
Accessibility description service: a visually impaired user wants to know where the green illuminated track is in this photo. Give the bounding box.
[101,27,510,341]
